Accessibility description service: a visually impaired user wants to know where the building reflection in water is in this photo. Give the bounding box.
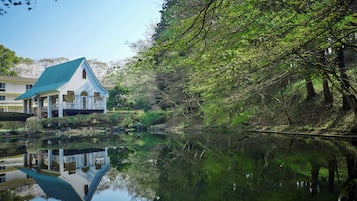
[20,147,110,201]
[0,155,29,188]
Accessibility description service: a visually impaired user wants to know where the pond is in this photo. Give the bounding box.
[0,131,356,201]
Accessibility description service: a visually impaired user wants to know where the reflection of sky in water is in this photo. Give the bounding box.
[92,189,134,201]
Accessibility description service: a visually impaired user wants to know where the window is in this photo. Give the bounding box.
[94,92,101,103]
[82,69,87,79]
[0,83,5,91]
[0,96,5,101]
[68,91,75,97]
[84,184,89,195]
[26,84,33,91]
[64,91,75,102]
[0,173,5,183]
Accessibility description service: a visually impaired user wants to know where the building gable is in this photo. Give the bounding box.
[61,59,108,97]
[16,58,88,100]
[16,57,108,117]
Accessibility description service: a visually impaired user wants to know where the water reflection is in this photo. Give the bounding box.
[0,132,356,201]
[21,148,110,201]
[111,133,357,201]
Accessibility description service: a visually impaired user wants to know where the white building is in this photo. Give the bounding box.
[0,76,36,113]
[16,57,108,118]
[0,155,30,190]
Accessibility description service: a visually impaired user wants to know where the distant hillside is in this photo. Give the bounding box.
[15,57,69,78]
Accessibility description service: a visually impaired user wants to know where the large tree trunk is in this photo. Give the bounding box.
[341,154,357,201]
[323,77,333,106]
[336,46,357,113]
[280,89,293,125]
[306,75,316,100]
[346,154,356,178]
[311,163,320,195]
[328,158,337,193]
[320,51,333,106]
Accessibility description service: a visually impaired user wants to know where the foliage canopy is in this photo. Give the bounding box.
[132,0,357,127]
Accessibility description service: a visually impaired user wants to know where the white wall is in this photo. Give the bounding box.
[60,62,107,110]
[4,82,28,93]
[0,78,34,112]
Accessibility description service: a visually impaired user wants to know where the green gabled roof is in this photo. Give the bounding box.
[19,168,83,201]
[16,57,85,100]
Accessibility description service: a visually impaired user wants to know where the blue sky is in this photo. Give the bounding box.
[0,0,163,62]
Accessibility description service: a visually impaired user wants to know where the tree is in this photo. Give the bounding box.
[140,0,356,127]
[0,44,19,76]
[320,51,333,106]
[107,85,130,110]
[0,190,22,201]
[336,45,357,112]
[88,60,110,82]
[0,0,36,15]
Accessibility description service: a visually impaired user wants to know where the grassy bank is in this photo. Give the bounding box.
[0,110,167,135]
[238,74,357,135]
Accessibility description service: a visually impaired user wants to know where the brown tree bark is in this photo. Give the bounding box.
[346,154,356,178]
[311,163,320,195]
[306,75,316,100]
[323,77,333,106]
[319,51,333,106]
[328,158,337,192]
[336,46,357,112]
[342,154,357,201]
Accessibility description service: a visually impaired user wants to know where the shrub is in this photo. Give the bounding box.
[230,111,251,127]
[26,117,43,133]
[41,115,92,128]
[93,113,110,124]
[1,121,25,134]
[139,111,166,127]
[119,116,136,127]
[114,113,125,124]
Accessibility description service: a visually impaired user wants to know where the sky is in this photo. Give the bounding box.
[0,0,163,63]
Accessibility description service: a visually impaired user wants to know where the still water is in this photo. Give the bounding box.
[0,132,356,201]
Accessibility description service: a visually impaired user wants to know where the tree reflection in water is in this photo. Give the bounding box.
[113,133,357,201]
[0,132,356,201]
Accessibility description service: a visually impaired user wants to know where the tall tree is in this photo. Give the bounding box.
[137,0,356,126]
[0,44,19,76]
[320,51,333,106]
[336,45,357,112]
[107,85,130,110]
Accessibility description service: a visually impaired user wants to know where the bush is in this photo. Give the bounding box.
[230,110,251,127]
[119,116,136,127]
[93,113,110,124]
[139,111,166,127]
[0,121,25,134]
[26,117,42,133]
[41,115,92,128]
